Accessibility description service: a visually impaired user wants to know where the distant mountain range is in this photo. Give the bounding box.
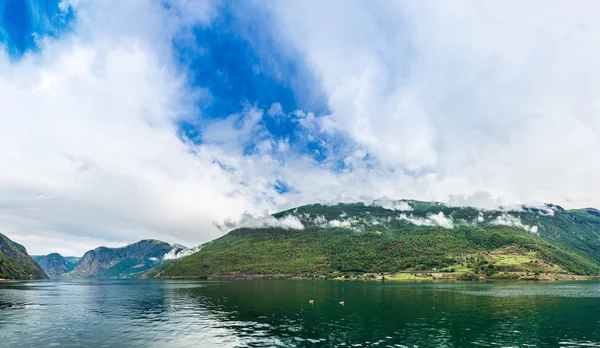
[0,233,47,280]
[2,232,194,280]
[31,254,80,279]
[68,240,178,278]
[32,240,192,279]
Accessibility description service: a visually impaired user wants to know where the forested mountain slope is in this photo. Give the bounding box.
[152,201,600,279]
[0,233,47,280]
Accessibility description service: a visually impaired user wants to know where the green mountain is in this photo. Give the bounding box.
[67,240,184,279]
[152,201,600,280]
[0,233,48,280]
[32,254,80,279]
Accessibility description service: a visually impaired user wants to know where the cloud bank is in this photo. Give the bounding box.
[0,1,599,254]
[162,245,202,261]
[214,212,304,232]
[371,198,414,212]
[490,213,539,235]
[397,212,455,229]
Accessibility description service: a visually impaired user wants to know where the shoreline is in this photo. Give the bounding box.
[155,271,600,282]
[5,274,600,281]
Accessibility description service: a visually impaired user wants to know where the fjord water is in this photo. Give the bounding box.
[1,280,599,347]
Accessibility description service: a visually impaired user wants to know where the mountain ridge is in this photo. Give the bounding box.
[31,239,196,279]
[66,239,172,278]
[150,200,600,280]
[32,253,80,279]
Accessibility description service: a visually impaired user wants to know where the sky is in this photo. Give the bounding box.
[2,0,600,255]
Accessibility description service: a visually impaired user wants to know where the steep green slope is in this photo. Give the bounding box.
[0,233,48,280]
[68,240,177,279]
[32,254,80,279]
[156,201,600,279]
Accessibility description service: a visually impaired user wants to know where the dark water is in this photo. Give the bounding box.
[1,280,600,347]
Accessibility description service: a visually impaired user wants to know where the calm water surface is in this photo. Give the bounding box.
[1,279,599,347]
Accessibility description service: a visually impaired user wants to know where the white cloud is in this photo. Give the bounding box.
[528,205,557,217]
[397,212,454,229]
[214,212,304,232]
[371,198,413,211]
[328,219,352,228]
[162,245,202,261]
[490,213,539,235]
[428,212,455,229]
[312,215,327,226]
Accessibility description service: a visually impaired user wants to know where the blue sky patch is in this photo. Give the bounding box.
[0,0,74,58]
[171,1,340,164]
[172,2,329,120]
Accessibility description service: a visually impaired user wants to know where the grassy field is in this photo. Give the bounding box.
[386,273,432,280]
[494,255,533,266]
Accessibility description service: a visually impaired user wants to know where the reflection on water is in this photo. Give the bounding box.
[1,280,600,347]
